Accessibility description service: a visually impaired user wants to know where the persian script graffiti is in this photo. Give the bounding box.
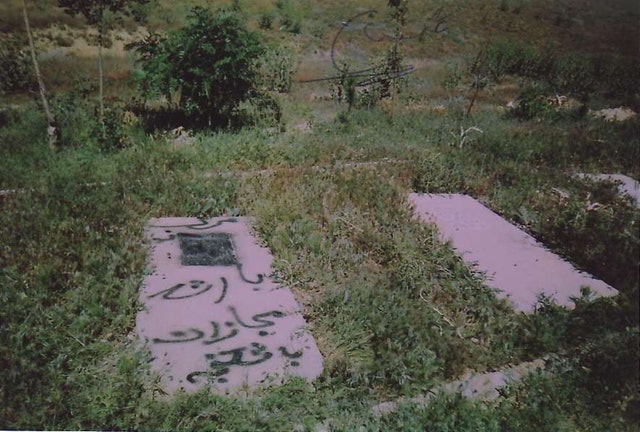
[151,218,239,241]
[148,278,229,302]
[187,344,304,384]
[150,306,285,344]
[140,217,322,393]
[150,284,309,385]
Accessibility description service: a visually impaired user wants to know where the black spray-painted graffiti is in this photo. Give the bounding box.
[186,343,304,384]
[152,306,284,344]
[147,226,308,387]
[229,306,285,328]
[148,278,228,303]
[187,343,272,384]
[153,328,205,344]
[151,219,238,242]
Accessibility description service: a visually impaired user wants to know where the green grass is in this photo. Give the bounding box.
[2,97,638,429]
[1,0,639,430]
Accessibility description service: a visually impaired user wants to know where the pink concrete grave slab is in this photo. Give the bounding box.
[409,194,617,311]
[137,217,323,395]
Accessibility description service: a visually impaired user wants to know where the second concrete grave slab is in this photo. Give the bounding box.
[409,193,617,311]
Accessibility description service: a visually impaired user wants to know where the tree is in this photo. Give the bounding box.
[22,0,59,149]
[57,0,147,126]
[131,7,265,128]
[386,0,408,120]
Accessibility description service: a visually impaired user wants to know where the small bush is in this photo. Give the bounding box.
[0,34,35,94]
[275,0,302,34]
[51,84,136,151]
[278,14,301,34]
[94,100,133,152]
[260,46,296,93]
[506,86,550,121]
[235,92,282,129]
[443,61,463,91]
[130,7,265,129]
[51,83,97,147]
[481,38,639,105]
[258,12,273,29]
[0,106,23,129]
[530,179,640,314]
[554,54,594,99]
[54,33,74,47]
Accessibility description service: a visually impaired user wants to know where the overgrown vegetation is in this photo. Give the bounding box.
[0,34,34,94]
[473,38,640,112]
[1,0,638,430]
[57,0,149,127]
[130,6,270,130]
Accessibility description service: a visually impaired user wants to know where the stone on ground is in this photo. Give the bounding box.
[576,173,640,208]
[137,217,323,395]
[372,359,546,416]
[589,107,637,122]
[409,193,617,311]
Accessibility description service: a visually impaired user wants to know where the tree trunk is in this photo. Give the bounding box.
[98,2,105,128]
[22,0,59,149]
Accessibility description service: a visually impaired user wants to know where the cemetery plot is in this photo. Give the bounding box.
[137,217,323,395]
[409,193,618,311]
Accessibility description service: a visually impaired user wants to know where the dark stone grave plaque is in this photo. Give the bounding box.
[178,233,237,266]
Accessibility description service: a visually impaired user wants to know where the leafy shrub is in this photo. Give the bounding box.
[501,324,639,431]
[530,180,640,315]
[54,33,74,47]
[258,12,273,29]
[94,100,133,152]
[331,66,358,109]
[0,106,23,129]
[379,393,499,432]
[130,7,265,129]
[506,86,550,121]
[443,61,463,90]
[0,34,35,94]
[515,295,570,357]
[236,92,282,129]
[275,0,301,34]
[278,14,301,34]
[51,84,135,151]
[260,46,296,93]
[553,54,594,99]
[481,38,639,105]
[0,104,51,185]
[566,326,639,422]
[487,40,555,81]
[482,39,538,81]
[51,83,97,147]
